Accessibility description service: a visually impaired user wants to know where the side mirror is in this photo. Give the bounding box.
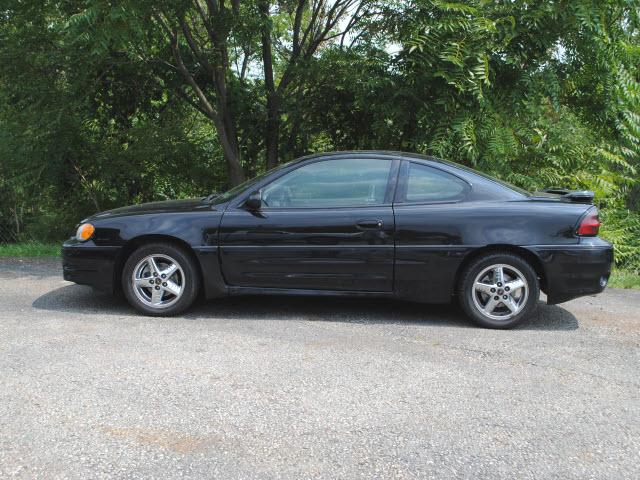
[244,191,262,210]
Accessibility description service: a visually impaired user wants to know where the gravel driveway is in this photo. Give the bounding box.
[1,258,638,479]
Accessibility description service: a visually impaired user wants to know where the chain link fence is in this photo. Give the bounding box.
[0,198,70,247]
[0,222,19,244]
[0,221,62,256]
[0,208,63,252]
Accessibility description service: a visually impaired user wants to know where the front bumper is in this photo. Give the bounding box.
[529,238,613,305]
[62,239,121,293]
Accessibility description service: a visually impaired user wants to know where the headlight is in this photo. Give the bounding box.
[76,223,95,242]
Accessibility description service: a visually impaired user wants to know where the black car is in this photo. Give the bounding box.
[62,151,612,328]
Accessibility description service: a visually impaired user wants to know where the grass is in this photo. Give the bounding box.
[609,269,640,290]
[0,242,61,257]
[0,241,638,290]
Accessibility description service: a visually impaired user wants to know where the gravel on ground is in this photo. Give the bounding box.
[1,258,638,479]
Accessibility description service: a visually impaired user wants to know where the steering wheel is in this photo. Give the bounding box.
[280,186,292,207]
[263,186,292,207]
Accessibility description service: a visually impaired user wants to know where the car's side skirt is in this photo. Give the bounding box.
[226,286,396,299]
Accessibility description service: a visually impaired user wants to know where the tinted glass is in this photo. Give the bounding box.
[434,158,530,196]
[403,163,468,203]
[211,160,297,205]
[261,158,392,208]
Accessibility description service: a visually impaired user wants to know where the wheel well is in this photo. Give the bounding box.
[113,235,204,295]
[453,245,547,294]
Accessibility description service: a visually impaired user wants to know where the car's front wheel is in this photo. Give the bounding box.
[122,243,200,316]
[459,253,539,329]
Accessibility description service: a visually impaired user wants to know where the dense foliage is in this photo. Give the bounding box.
[1,0,639,271]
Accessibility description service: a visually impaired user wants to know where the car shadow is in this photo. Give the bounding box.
[32,285,579,331]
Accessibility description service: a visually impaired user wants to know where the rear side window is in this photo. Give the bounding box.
[399,162,469,203]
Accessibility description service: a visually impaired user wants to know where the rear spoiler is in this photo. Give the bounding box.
[540,188,594,204]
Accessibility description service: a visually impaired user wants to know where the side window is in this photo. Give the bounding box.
[401,162,468,203]
[261,158,392,208]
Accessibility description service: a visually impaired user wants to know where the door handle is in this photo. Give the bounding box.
[356,219,384,230]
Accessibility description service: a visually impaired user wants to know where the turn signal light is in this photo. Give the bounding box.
[577,210,600,236]
[76,223,95,241]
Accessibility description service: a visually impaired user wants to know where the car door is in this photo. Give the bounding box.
[392,160,473,302]
[218,156,399,292]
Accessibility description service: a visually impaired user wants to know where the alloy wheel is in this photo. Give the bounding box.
[131,254,185,309]
[471,264,529,321]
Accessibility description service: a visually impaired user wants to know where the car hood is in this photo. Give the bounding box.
[87,198,212,221]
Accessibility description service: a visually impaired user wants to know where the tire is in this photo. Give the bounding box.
[122,242,200,316]
[458,252,539,329]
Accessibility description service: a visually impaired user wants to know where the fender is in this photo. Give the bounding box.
[89,205,228,299]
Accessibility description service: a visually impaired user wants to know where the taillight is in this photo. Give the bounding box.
[577,209,600,236]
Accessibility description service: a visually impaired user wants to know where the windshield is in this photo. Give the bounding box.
[210,161,295,205]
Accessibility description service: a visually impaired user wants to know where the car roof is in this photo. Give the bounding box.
[295,150,530,197]
[296,150,441,163]
[295,150,476,172]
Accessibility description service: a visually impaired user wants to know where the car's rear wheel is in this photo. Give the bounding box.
[122,243,200,316]
[459,253,539,329]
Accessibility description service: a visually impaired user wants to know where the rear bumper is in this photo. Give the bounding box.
[62,239,121,293]
[529,238,613,305]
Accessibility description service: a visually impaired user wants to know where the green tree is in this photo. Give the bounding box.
[1,0,639,271]
[63,0,375,183]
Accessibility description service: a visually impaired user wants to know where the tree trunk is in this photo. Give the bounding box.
[260,0,280,170]
[213,56,245,185]
[264,95,279,170]
[212,112,245,186]
[166,19,246,186]
[13,205,21,237]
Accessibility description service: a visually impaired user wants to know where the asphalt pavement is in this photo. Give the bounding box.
[1,258,638,479]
